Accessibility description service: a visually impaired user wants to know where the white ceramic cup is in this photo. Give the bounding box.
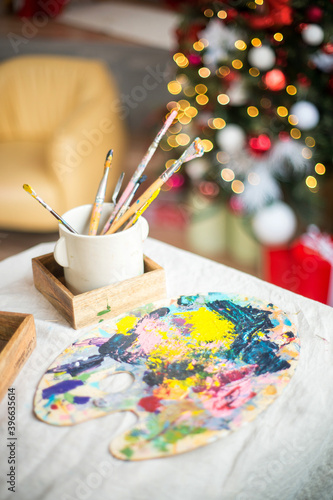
[53,203,149,294]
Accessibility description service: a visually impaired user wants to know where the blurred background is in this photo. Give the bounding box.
[0,0,332,306]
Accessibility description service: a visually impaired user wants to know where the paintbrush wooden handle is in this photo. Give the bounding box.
[104,178,164,235]
[88,201,103,235]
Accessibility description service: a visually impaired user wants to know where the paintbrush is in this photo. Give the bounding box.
[104,137,204,235]
[124,186,159,230]
[110,171,125,208]
[23,184,77,233]
[113,174,147,225]
[100,108,178,234]
[88,149,113,235]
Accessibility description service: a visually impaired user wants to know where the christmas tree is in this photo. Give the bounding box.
[164,0,333,245]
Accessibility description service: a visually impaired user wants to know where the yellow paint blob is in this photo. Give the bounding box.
[116,316,138,335]
[154,380,189,400]
[264,385,277,396]
[175,307,236,347]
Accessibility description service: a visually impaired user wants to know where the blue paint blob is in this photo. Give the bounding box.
[73,396,90,405]
[42,379,83,399]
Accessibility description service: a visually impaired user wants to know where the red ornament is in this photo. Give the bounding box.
[278,131,290,141]
[249,134,272,155]
[323,42,333,55]
[188,53,202,66]
[306,6,323,23]
[263,69,286,91]
[297,73,311,87]
[223,70,239,84]
[297,23,307,34]
[243,0,293,29]
[229,195,244,215]
[225,8,238,23]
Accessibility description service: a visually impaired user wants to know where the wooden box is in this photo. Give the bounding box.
[32,253,166,330]
[0,312,36,401]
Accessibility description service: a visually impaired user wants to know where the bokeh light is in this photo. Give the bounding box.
[204,8,214,17]
[235,40,247,51]
[184,106,198,117]
[198,67,211,78]
[277,106,288,117]
[193,40,205,51]
[195,84,208,94]
[288,114,298,125]
[305,136,315,147]
[231,180,245,194]
[305,175,317,188]
[232,59,243,69]
[217,93,230,105]
[247,106,259,117]
[218,66,231,77]
[290,128,301,139]
[251,38,262,47]
[248,172,260,185]
[273,32,283,42]
[286,85,297,95]
[249,67,260,77]
[176,133,190,146]
[216,151,230,164]
[196,94,209,105]
[200,139,214,152]
[302,147,312,159]
[217,10,227,19]
[213,118,226,129]
[315,163,326,175]
[168,81,182,95]
[221,168,235,182]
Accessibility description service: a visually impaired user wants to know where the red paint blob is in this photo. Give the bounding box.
[138,396,162,412]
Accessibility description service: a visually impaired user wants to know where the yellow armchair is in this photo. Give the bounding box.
[0,55,127,232]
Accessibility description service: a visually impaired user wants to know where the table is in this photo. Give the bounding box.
[0,238,333,500]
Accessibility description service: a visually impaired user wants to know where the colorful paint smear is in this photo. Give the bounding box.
[34,293,300,460]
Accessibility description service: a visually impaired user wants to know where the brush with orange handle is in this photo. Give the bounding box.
[88,149,113,235]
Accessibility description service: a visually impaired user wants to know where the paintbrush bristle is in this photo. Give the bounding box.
[104,149,114,170]
[183,138,205,163]
[23,184,34,195]
[105,149,113,161]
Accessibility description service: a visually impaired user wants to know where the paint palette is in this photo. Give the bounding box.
[34,293,300,460]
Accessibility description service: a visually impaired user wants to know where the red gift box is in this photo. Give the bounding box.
[17,0,67,17]
[263,226,333,306]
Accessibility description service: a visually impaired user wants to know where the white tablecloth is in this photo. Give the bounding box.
[0,238,332,500]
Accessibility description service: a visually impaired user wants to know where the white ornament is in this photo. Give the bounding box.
[199,19,240,69]
[252,201,297,246]
[228,81,248,106]
[248,46,276,70]
[289,101,320,130]
[312,50,333,73]
[240,165,281,212]
[270,139,311,175]
[216,124,246,153]
[185,158,210,180]
[301,24,324,46]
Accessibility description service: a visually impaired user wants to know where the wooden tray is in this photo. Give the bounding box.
[32,253,167,330]
[0,312,36,401]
